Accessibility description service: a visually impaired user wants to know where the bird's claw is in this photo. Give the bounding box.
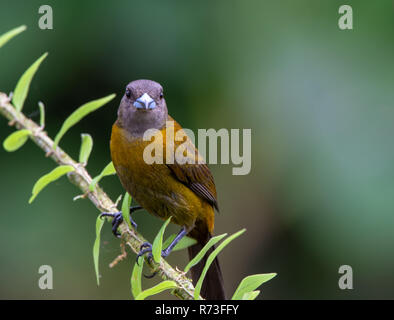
[136,242,170,264]
[136,242,153,263]
[140,242,152,250]
[99,211,137,238]
[99,212,123,237]
[135,243,164,279]
[144,270,159,279]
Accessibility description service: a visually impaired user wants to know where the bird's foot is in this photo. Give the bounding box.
[100,210,138,238]
[136,242,153,262]
[136,242,171,263]
[135,243,171,279]
[100,205,142,237]
[136,226,187,261]
[136,242,155,278]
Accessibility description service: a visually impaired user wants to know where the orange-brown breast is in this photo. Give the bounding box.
[110,118,215,235]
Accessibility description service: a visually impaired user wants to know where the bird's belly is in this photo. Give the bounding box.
[111,127,202,227]
[116,162,199,227]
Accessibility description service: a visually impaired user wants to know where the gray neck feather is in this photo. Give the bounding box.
[117,102,168,137]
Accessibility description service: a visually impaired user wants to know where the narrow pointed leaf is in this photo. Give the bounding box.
[0,25,26,48]
[131,257,144,299]
[184,233,227,273]
[232,273,277,300]
[38,101,45,128]
[13,52,48,111]
[163,234,197,252]
[3,129,31,152]
[152,217,172,263]
[115,194,123,206]
[121,192,132,229]
[241,290,260,300]
[93,215,105,286]
[79,133,93,165]
[135,281,177,300]
[53,94,115,149]
[29,165,74,203]
[194,229,246,299]
[89,161,116,191]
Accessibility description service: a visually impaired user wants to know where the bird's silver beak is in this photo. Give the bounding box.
[133,93,156,110]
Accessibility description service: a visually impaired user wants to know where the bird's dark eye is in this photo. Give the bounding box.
[160,92,164,99]
[125,88,131,98]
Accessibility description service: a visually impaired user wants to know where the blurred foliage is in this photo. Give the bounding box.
[1,0,394,299]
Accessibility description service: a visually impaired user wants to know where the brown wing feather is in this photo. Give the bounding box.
[166,117,219,211]
[168,162,219,211]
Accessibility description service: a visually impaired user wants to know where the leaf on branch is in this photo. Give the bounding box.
[114,194,123,206]
[79,133,93,165]
[89,161,116,191]
[93,214,105,286]
[53,94,116,150]
[28,165,75,203]
[3,129,31,152]
[163,234,197,252]
[131,256,144,299]
[13,52,48,112]
[135,280,177,300]
[241,290,260,300]
[184,233,227,273]
[232,273,277,300]
[152,217,172,263]
[38,101,45,128]
[0,25,26,49]
[121,192,132,229]
[194,228,246,300]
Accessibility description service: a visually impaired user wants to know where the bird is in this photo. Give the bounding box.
[103,79,226,300]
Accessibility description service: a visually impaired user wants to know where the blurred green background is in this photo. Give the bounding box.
[1,0,394,299]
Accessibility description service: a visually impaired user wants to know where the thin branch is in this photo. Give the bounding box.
[0,92,200,300]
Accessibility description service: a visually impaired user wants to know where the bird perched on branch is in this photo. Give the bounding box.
[104,79,225,300]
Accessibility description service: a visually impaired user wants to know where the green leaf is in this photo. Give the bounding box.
[89,161,116,191]
[152,217,172,263]
[184,233,227,273]
[53,94,115,149]
[135,280,177,300]
[28,165,74,203]
[13,52,48,112]
[241,290,260,300]
[114,194,123,206]
[131,257,144,299]
[38,101,45,128]
[0,25,26,49]
[3,129,31,152]
[121,192,132,229]
[93,215,105,286]
[231,273,277,300]
[194,229,246,300]
[79,133,93,165]
[163,235,197,252]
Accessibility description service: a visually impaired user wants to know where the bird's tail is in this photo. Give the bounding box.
[188,234,226,300]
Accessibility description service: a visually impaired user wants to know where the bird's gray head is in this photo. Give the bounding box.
[117,79,168,135]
